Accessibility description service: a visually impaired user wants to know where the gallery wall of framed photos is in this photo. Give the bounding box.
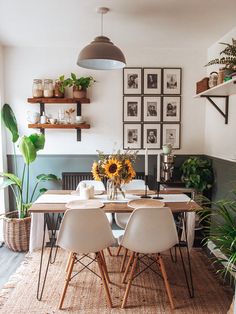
[123,67,182,150]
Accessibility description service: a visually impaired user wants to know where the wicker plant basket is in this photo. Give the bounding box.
[3,211,31,252]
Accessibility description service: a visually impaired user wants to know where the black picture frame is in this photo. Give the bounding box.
[163,68,182,95]
[123,67,142,95]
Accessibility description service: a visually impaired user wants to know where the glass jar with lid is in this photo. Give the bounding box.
[32,79,43,98]
[43,79,54,97]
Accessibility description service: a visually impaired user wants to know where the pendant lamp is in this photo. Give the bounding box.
[77,7,126,70]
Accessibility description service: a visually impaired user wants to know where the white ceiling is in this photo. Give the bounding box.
[0,0,235,49]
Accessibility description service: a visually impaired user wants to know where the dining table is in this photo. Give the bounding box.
[28,189,200,301]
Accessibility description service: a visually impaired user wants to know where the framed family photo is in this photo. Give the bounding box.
[162,123,180,149]
[123,123,142,149]
[123,96,142,122]
[143,96,161,122]
[143,123,161,149]
[163,96,181,122]
[163,68,182,95]
[143,68,162,94]
[123,67,142,94]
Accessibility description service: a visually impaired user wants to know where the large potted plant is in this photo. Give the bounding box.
[67,73,95,99]
[181,156,214,196]
[199,193,236,313]
[0,104,59,252]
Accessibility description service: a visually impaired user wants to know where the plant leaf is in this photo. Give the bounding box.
[1,103,19,143]
[28,133,45,152]
[0,172,22,188]
[36,173,59,182]
[18,136,36,165]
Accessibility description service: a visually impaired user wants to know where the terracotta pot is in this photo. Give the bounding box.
[73,86,87,99]
[3,211,31,252]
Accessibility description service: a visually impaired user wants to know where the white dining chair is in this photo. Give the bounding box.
[120,207,178,309]
[115,179,146,256]
[57,208,116,309]
[77,180,113,226]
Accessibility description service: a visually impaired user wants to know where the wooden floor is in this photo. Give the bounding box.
[0,244,25,289]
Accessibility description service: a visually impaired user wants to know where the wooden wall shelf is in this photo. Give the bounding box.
[27,97,91,141]
[28,123,90,129]
[194,77,236,124]
[27,97,90,104]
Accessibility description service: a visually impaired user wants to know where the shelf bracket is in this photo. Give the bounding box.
[201,95,229,124]
[76,101,82,141]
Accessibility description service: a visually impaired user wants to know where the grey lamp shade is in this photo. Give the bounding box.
[77,36,126,70]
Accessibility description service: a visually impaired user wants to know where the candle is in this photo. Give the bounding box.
[145,148,148,176]
[80,187,90,200]
[157,153,160,182]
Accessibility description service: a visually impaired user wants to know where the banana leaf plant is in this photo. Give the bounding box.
[0,103,60,218]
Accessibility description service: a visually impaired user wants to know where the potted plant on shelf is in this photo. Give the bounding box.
[0,104,59,252]
[54,75,71,98]
[67,73,95,99]
[205,38,236,77]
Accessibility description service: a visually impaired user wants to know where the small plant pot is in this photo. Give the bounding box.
[73,86,87,99]
[54,83,65,98]
[3,211,31,252]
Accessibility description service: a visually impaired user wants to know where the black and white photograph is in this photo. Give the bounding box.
[123,96,142,122]
[163,96,181,122]
[163,68,182,95]
[123,67,142,94]
[162,124,180,149]
[143,123,161,149]
[123,123,142,149]
[143,96,161,122]
[143,68,162,94]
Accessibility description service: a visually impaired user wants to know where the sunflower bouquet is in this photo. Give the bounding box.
[92,150,137,199]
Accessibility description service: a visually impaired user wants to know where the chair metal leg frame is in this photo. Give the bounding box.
[70,254,101,280]
[177,212,194,298]
[116,244,122,256]
[121,252,139,309]
[122,251,135,284]
[120,248,128,272]
[37,213,62,301]
[132,255,162,280]
[157,254,175,310]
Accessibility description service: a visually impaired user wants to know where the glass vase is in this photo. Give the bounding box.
[106,178,125,200]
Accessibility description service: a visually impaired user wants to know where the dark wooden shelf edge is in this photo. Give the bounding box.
[28,123,90,129]
[27,97,90,104]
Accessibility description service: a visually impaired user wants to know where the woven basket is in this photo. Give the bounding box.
[3,211,31,252]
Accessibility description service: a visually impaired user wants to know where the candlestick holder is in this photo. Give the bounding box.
[153,181,164,199]
[141,175,151,199]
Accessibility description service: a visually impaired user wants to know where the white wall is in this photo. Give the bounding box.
[3,45,206,155]
[204,27,236,161]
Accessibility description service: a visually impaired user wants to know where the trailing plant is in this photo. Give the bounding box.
[0,103,60,218]
[181,156,214,193]
[67,73,95,90]
[205,38,236,70]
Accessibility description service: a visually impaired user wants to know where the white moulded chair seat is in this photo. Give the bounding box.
[57,208,116,309]
[120,207,178,309]
[77,180,113,226]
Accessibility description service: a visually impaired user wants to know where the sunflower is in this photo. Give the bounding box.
[103,158,122,178]
[123,159,136,183]
[91,162,101,181]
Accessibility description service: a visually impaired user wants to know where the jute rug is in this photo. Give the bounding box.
[0,248,233,314]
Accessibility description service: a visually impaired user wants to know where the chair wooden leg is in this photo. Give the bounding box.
[96,252,113,308]
[100,250,111,284]
[59,253,76,309]
[121,253,138,309]
[116,245,122,256]
[120,248,128,272]
[65,252,73,273]
[122,251,135,284]
[158,255,175,310]
[107,247,112,256]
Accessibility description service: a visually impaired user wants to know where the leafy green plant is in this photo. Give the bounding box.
[181,156,214,193]
[0,103,60,218]
[67,73,95,90]
[55,75,70,93]
[205,38,236,70]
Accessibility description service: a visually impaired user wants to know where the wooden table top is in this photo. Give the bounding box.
[28,190,200,214]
